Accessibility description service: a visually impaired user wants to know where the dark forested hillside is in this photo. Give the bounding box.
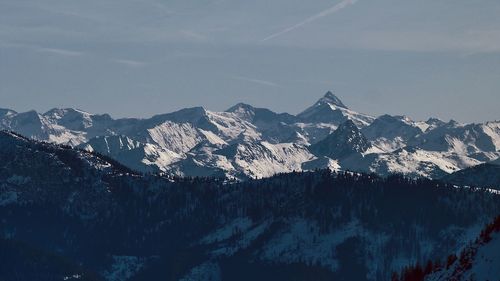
[441,162,500,189]
[0,131,499,281]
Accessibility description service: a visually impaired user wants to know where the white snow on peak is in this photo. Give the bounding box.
[147,121,202,154]
[481,121,500,151]
[1,92,499,179]
[230,141,315,179]
[199,129,227,146]
[319,91,347,108]
[298,92,374,128]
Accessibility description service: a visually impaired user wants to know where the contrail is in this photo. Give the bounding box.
[261,0,357,42]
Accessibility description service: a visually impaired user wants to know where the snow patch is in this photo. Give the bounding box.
[180,261,221,281]
[0,191,18,206]
[103,256,145,281]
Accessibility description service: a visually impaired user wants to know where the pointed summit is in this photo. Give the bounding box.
[226,103,255,113]
[150,106,208,124]
[362,114,421,143]
[309,120,370,159]
[298,91,374,127]
[226,102,298,125]
[43,108,96,131]
[319,91,347,108]
[225,103,257,121]
[0,108,16,119]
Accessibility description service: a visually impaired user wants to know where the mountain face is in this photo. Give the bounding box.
[361,114,422,152]
[78,135,181,173]
[1,91,499,179]
[309,120,370,159]
[297,91,374,127]
[1,133,500,281]
[408,121,500,156]
[226,103,299,126]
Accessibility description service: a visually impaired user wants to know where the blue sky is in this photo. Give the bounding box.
[1,0,499,122]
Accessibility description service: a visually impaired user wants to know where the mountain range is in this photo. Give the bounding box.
[1,91,499,182]
[1,130,499,281]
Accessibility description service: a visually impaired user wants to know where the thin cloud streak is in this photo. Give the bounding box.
[113,59,148,67]
[261,0,358,42]
[36,48,83,57]
[231,76,282,88]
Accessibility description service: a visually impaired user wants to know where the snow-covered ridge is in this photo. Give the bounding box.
[1,92,499,180]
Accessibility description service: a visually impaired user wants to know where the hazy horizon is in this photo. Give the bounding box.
[2,90,498,124]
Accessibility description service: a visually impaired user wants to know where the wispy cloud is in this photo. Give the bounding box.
[261,0,357,42]
[231,76,282,88]
[36,48,83,57]
[179,30,208,42]
[349,29,500,54]
[113,59,148,67]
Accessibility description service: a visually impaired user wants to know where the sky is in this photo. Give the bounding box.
[1,0,499,122]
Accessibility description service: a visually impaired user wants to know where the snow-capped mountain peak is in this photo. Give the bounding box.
[424,117,446,130]
[149,106,209,125]
[1,90,499,180]
[226,103,298,127]
[226,102,255,114]
[362,114,423,152]
[0,108,17,118]
[43,108,95,130]
[79,135,181,173]
[318,91,347,108]
[297,91,375,127]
